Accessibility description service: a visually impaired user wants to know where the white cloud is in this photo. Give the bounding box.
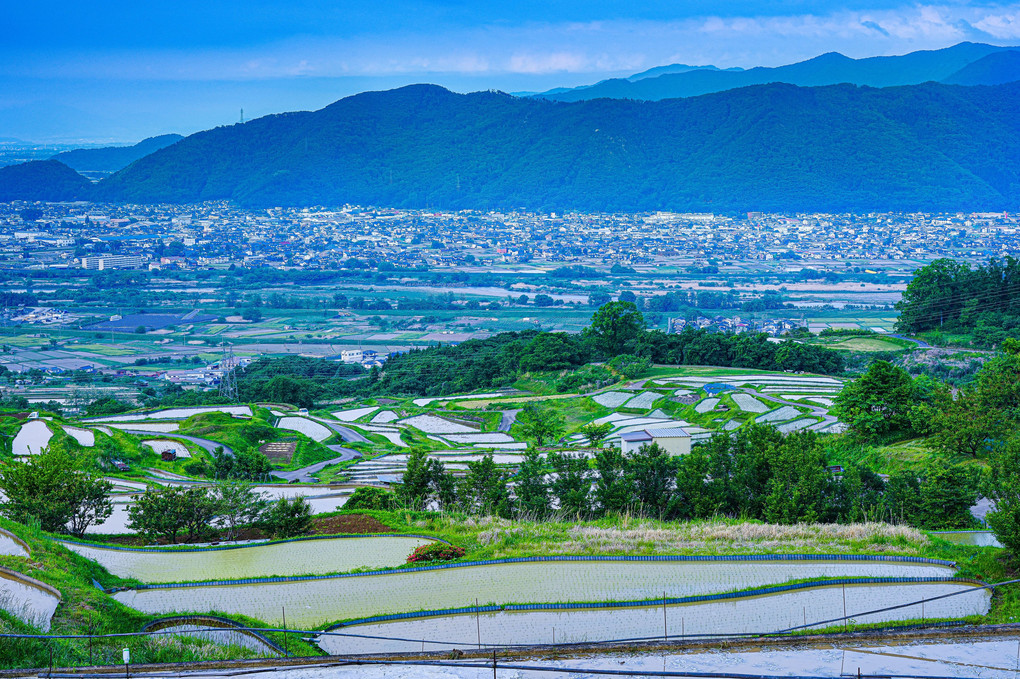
[6,3,1020,81]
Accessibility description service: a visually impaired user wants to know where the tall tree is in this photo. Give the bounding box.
[0,448,112,536]
[211,480,268,541]
[585,301,646,357]
[515,404,565,447]
[513,449,551,519]
[594,446,632,515]
[832,360,916,441]
[459,454,512,517]
[628,443,678,518]
[548,452,592,517]
[987,435,1020,554]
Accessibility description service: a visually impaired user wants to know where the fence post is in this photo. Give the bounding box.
[282,606,288,656]
[662,591,668,642]
[476,598,481,649]
[842,584,847,632]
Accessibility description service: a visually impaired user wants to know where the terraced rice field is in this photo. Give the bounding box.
[142,440,192,458]
[12,420,52,456]
[624,392,662,410]
[592,392,633,409]
[694,398,720,414]
[934,531,1004,548]
[276,417,332,442]
[61,425,95,446]
[0,528,29,557]
[331,407,378,421]
[63,536,432,583]
[445,433,516,444]
[106,422,180,433]
[398,415,476,434]
[371,411,400,424]
[148,623,279,655]
[731,394,769,413]
[112,558,957,627]
[86,406,252,421]
[412,393,506,407]
[0,569,61,631]
[320,581,988,654]
[756,406,802,423]
[776,419,819,433]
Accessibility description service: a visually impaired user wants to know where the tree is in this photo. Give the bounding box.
[260,496,313,538]
[396,448,433,510]
[607,353,651,379]
[344,486,396,511]
[519,332,582,373]
[513,449,551,519]
[515,404,565,447]
[831,361,916,441]
[0,448,113,536]
[987,435,1020,554]
[396,448,456,511]
[580,422,613,448]
[65,472,115,538]
[211,480,267,541]
[628,443,678,518]
[459,454,512,516]
[585,301,646,357]
[262,375,316,409]
[594,446,632,515]
[241,306,263,322]
[548,452,591,517]
[127,485,215,544]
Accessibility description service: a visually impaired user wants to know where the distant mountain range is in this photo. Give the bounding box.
[1,76,1019,213]
[51,134,183,173]
[532,42,1020,102]
[0,160,92,202]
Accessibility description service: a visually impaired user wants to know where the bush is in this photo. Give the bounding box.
[406,542,466,563]
[259,496,313,538]
[344,486,396,511]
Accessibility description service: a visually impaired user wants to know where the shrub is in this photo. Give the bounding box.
[406,542,466,563]
[344,486,396,511]
[259,496,313,538]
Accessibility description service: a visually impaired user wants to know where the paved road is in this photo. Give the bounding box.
[888,333,932,349]
[499,409,522,432]
[310,417,370,443]
[123,431,234,456]
[271,448,361,484]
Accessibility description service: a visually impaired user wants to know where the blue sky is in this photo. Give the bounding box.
[3,1,1019,141]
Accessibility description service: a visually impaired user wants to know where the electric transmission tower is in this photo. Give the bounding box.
[218,342,239,401]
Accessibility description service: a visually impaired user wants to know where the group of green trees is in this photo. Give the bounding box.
[0,447,306,543]
[896,257,1020,346]
[370,302,842,398]
[0,448,112,537]
[388,424,977,529]
[236,356,366,407]
[834,342,1020,456]
[126,481,312,544]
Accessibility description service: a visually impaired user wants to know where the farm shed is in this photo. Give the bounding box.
[619,427,692,455]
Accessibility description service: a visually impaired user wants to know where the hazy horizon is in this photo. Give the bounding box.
[3,1,1020,143]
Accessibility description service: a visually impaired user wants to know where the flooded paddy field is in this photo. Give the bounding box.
[319,581,990,654]
[62,536,433,583]
[0,568,61,631]
[154,633,1020,679]
[112,557,959,627]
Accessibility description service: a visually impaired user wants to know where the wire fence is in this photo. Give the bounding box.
[5,577,1018,661]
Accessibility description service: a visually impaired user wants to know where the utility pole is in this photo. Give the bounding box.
[218,342,238,401]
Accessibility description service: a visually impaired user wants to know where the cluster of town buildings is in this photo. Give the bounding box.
[0,202,1015,271]
[668,316,802,336]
